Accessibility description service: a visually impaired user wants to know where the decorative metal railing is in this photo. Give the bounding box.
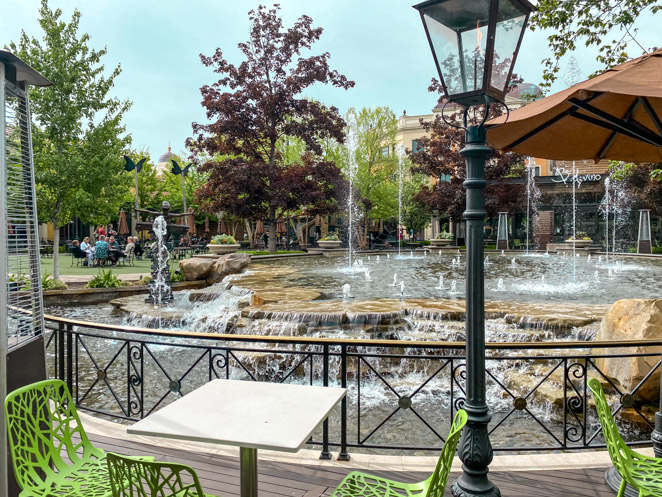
[44,314,660,457]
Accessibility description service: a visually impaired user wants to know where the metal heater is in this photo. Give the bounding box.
[0,49,51,497]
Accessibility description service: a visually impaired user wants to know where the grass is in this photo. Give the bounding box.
[34,255,177,276]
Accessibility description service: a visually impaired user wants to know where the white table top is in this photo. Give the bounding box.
[127,379,346,452]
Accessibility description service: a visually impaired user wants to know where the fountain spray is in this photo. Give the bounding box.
[397,143,405,257]
[346,113,359,271]
[572,161,577,283]
[525,157,541,255]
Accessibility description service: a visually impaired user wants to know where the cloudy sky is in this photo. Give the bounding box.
[2,1,659,160]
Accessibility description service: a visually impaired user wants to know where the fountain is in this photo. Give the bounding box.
[541,275,547,288]
[449,280,458,295]
[365,270,372,282]
[135,201,191,305]
[397,144,405,257]
[342,284,351,299]
[399,281,405,296]
[436,274,445,290]
[376,255,380,262]
[511,258,516,268]
[391,274,398,286]
[496,278,505,291]
[600,176,611,261]
[525,157,541,255]
[484,256,491,266]
[346,114,359,270]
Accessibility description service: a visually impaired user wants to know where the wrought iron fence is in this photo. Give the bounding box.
[44,314,660,457]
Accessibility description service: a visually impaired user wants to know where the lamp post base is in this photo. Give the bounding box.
[605,467,637,497]
[451,478,501,497]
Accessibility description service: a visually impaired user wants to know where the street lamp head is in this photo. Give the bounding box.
[413,0,535,107]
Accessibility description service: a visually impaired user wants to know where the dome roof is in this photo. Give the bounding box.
[156,146,174,175]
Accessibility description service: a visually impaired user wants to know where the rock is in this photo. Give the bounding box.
[206,253,251,284]
[179,257,216,281]
[595,299,662,402]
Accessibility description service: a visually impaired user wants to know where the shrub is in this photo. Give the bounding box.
[320,232,339,241]
[210,234,237,245]
[170,270,183,283]
[85,269,122,288]
[436,231,453,240]
[137,275,152,286]
[42,274,68,291]
[566,231,591,241]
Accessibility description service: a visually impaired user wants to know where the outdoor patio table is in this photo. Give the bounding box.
[127,379,346,497]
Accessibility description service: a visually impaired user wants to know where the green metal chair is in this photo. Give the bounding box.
[4,378,150,497]
[588,378,662,497]
[107,452,218,497]
[330,409,467,497]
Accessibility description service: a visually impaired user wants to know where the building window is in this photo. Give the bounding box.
[535,166,541,176]
[412,140,424,154]
[381,146,389,157]
[440,173,451,182]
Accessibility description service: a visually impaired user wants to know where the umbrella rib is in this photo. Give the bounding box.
[597,98,641,159]
[569,98,662,147]
[502,94,601,150]
[641,96,662,136]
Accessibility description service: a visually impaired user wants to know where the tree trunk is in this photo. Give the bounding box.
[52,221,60,280]
[268,210,277,253]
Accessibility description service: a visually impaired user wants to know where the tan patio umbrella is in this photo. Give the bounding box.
[187,207,196,235]
[276,217,287,234]
[487,49,662,162]
[117,209,129,236]
[204,217,210,233]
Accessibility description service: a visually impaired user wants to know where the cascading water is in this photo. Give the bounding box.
[600,176,611,262]
[147,216,172,307]
[525,157,541,255]
[346,114,359,270]
[397,143,405,257]
[572,161,577,282]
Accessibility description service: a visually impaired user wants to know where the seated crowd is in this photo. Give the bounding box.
[70,234,143,267]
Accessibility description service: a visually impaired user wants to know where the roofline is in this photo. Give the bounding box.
[0,50,51,87]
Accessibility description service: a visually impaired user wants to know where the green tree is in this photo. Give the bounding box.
[345,107,399,248]
[9,0,132,278]
[531,0,661,91]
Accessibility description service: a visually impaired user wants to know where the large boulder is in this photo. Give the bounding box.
[179,257,216,281]
[595,299,662,402]
[206,253,251,285]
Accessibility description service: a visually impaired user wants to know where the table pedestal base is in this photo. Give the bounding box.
[240,447,258,497]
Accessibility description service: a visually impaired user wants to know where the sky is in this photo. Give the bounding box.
[2,1,660,161]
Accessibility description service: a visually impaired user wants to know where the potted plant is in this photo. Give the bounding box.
[430,231,454,247]
[207,234,241,254]
[317,232,342,249]
[565,231,593,248]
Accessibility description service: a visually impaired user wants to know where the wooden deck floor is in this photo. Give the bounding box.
[88,432,619,497]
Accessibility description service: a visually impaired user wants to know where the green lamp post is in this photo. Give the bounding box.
[412,1,534,496]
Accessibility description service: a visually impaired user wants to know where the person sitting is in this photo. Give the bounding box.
[70,240,88,266]
[94,235,109,266]
[124,237,136,260]
[107,235,123,265]
[80,236,95,266]
[133,237,144,259]
[107,224,118,237]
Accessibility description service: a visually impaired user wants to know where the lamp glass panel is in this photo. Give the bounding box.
[421,0,491,96]
[490,0,528,93]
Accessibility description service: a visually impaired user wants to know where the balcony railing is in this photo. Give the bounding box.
[44,313,660,457]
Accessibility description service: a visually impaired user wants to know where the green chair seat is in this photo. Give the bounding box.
[588,378,662,497]
[107,452,219,497]
[4,379,152,497]
[330,409,467,497]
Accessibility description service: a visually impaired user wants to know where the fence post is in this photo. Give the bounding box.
[57,322,64,381]
[66,324,73,396]
[320,344,331,460]
[338,344,349,461]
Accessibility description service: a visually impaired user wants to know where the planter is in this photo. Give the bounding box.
[318,240,343,249]
[430,238,452,247]
[207,243,241,255]
[565,239,592,248]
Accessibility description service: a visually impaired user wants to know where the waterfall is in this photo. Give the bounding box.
[347,114,359,270]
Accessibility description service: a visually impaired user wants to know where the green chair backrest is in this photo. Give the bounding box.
[426,409,468,497]
[4,378,103,490]
[587,378,635,482]
[107,452,206,497]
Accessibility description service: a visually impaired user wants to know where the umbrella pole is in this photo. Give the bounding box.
[181,174,187,214]
[134,168,140,235]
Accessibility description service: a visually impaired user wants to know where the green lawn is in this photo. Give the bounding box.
[37,255,177,277]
